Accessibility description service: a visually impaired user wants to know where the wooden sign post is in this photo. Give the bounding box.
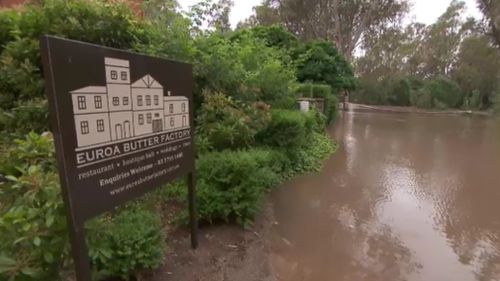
[40,36,198,280]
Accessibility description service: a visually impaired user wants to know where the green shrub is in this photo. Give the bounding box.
[295,41,356,91]
[0,135,68,281]
[388,79,411,106]
[427,77,463,108]
[0,133,167,281]
[87,208,165,280]
[196,93,271,151]
[0,99,49,136]
[294,83,314,98]
[194,34,296,109]
[0,10,18,53]
[312,86,338,124]
[290,132,336,174]
[0,0,149,112]
[257,109,307,150]
[195,149,281,226]
[411,87,434,109]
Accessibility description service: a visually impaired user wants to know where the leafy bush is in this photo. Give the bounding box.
[289,132,336,174]
[311,85,339,124]
[0,10,18,53]
[295,41,356,91]
[0,0,150,112]
[194,34,296,108]
[0,134,68,281]
[196,93,271,151]
[87,208,165,280]
[426,77,463,108]
[0,99,49,136]
[411,87,434,109]
[195,149,281,226]
[388,78,411,106]
[257,109,308,150]
[0,133,167,281]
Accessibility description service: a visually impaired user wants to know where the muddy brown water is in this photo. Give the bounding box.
[270,111,500,281]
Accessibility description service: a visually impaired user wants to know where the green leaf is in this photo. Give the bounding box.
[43,252,54,263]
[21,267,41,277]
[33,236,41,246]
[4,175,17,182]
[45,215,55,227]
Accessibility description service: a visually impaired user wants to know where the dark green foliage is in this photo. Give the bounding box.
[295,41,356,91]
[232,24,299,52]
[196,93,271,151]
[295,83,315,98]
[257,109,308,150]
[0,0,152,131]
[0,134,165,280]
[195,149,281,226]
[0,134,68,281]
[311,86,339,124]
[87,208,165,280]
[423,77,464,109]
[194,34,296,109]
[388,79,411,106]
[0,10,18,53]
[0,99,49,136]
[294,83,338,124]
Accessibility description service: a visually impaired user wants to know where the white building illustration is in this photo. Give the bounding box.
[71,57,189,148]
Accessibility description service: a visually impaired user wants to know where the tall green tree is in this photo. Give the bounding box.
[477,0,500,49]
[421,0,468,77]
[246,0,409,60]
[453,35,500,108]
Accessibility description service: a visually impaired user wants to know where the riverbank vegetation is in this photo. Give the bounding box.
[0,1,352,280]
[245,0,500,113]
[352,0,500,112]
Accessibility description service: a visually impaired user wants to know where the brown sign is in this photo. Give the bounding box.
[41,36,195,223]
[41,36,198,280]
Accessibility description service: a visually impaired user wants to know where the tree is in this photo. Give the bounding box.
[295,41,356,91]
[453,35,500,108]
[421,0,468,77]
[247,0,409,60]
[477,0,500,49]
[188,0,233,34]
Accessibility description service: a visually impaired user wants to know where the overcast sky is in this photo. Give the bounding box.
[179,0,483,28]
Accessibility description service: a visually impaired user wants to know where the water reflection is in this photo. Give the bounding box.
[270,112,500,281]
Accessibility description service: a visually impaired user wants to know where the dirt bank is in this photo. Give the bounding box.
[144,202,277,281]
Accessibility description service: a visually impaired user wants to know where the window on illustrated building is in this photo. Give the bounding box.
[155,113,160,118]
[94,96,102,109]
[97,119,105,132]
[146,95,151,106]
[170,117,174,127]
[147,113,152,124]
[138,95,143,106]
[182,102,186,113]
[78,96,86,110]
[138,114,144,125]
[121,71,127,81]
[111,70,117,80]
[123,97,129,106]
[154,95,159,105]
[169,104,173,113]
[113,97,119,106]
[80,121,89,134]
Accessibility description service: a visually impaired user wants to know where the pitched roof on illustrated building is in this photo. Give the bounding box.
[70,86,107,94]
[131,74,163,89]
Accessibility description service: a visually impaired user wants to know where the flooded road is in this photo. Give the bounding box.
[270,111,500,281]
